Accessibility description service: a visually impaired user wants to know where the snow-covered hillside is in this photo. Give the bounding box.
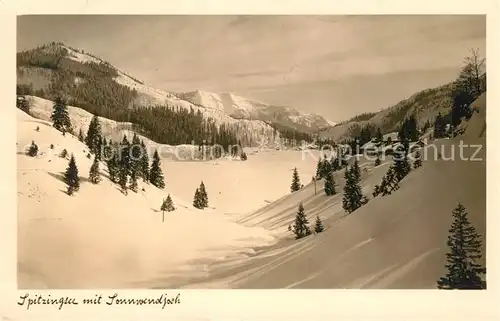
[179,90,336,130]
[39,44,334,137]
[17,108,280,288]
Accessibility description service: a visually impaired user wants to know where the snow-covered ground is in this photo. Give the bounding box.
[17,93,486,289]
[17,101,319,288]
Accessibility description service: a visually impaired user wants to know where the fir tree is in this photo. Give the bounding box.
[342,162,368,214]
[129,170,138,192]
[198,181,209,208]
[319,156,332,179]
[162,194,175,212]
[193,188,202,209]
[381,165,400,196]
[64,154,80,196]
[434,113,447,139]
[59,148,68,159]
[374,155,381,167]
[51,96,72,134]
[315,158,323,179]
[130,133,142,177]
[88,157,101,184]
[314,215,324,234]
[106,147,119,183]
[85,114,102,159]
[375,128,383,142]
[437,203,486,289]
[290,167,301,192]
[324,170,337,196]
[118,166,128,195]
[78,128,85,142]
[139,140,150,182]
[26,140,38,157]
[413,150,422,169]
[393,143,411,181]
[292,203,311,239]
[149,149,165,189]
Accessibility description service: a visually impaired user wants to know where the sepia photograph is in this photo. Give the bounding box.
[16,14,486,290]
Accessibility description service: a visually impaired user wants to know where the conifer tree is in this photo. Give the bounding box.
[118,167,128,195]
[26,140,38,157]
[139,140,150,182]
[393,144,411,181]
[413,150,422,169]
[131,133,142,177]
[78,128,85,142]
[106,147,119,183]
[129,170,138,192]
[292,203,311,239]
[434,113,447,139]
[315,158,323,179]
[437,203,486,289]
[64,154,80,196]
[314,215,324,234]
[290,167,301,192]
[162,194,175,212]
[85,115,102,159]
[374,155,381,167]
[88,157,101,184]
[324,170,337,196]
[51,96,72,134]
[198,181,208,208]
[193,188,202,209]
[342,162,368,214]
[60,148,68,159]
[149,149,165,189]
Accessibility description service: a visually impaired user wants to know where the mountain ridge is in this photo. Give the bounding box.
[17,42,334,138]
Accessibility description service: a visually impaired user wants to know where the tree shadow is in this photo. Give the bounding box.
[47,172,90,184]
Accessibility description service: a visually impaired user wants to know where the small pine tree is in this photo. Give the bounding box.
[198,181,209,208]
[324,170,337,196]
[88,157,101,184]
[59,148,68,159]
[36,126,40,132]
[129,170,138,192]
[162,194,175,212]
[437,203,486,289]
[193,188,202,209]
[290,167,301,192]
[342,161,368,213]
[85,115,103,159]
[315,158,323,179]
[64,154,80,195]
[374,155,381,167]
[78,128,85,142]
[51,96,72,134]
[314,215,324,234]
[139,141,150,182]
[413,150,422,169]
[26,140,38,157]
[118,167,128,195]
[149,150,165,189]
[107,150,119,183]
[292,203,311,239]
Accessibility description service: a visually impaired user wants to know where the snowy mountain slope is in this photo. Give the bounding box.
[17,108,278,289]
[17,43,330,147]
[25,95,283,153]
[174,135,486,289]
[178,90,336,131]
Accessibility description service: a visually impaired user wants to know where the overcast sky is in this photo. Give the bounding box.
[17,15,486,121]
